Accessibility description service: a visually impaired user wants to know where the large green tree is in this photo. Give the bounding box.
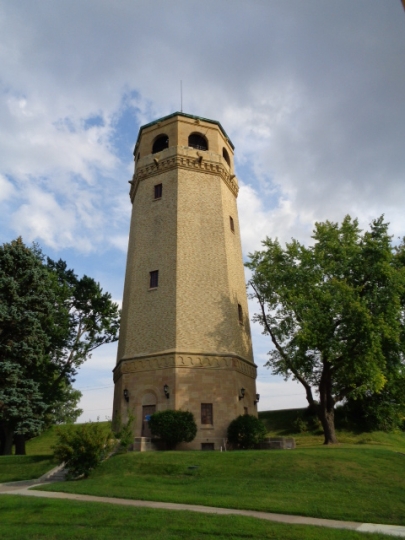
[247,216,405,444]
[0,239,120,455]
[343,236,405,432]
[45,257,120,395]
[0,239,58,454]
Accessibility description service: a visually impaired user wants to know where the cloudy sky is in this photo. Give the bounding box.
[1,1,404,422]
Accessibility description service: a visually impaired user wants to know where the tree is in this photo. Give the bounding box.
[342,236,405,432]
[227,415,267,449]
[47,384,83,425]
[0,238,58,454]
[148,410,197,449]
[0,362,48,454]
[44,257,120,396]
[0,238,120,455]
[246,216,405,444]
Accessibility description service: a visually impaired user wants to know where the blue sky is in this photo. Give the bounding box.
[1,1,405,421]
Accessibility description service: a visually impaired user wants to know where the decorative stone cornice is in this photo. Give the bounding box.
[113,352,257,382]
[129,149,239,202]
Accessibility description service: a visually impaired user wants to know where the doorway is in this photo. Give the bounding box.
[142,405,156,437]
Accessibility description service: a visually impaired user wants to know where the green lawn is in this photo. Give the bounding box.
[3,415,405,534]
[0,425,61,482]
[25,422,111,456]
[0,455,55,483]
[37,447,405,526]
[25,426,60,456]
[0,422,110,483]
[0,496,397,540]
[259,408,405,449]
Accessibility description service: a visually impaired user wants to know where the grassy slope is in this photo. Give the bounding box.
[0,496,396,540]
[0,455,55,483]
[38,447,405,525]
[259,408,405,449]
[25,422,111,456]
[25,426,60,456]
[0,422,112,483]
[3,414,405,529]
[0,429,57,483]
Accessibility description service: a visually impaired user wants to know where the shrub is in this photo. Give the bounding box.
[292,414,308,433]
[112,413,135,453]
[227,415,267,449]
[53,422,114,479]
[149,410,197,450]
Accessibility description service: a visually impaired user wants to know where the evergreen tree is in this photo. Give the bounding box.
[0,238,120,454]
[0,239,57,453]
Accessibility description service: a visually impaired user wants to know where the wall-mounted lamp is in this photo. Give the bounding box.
[123,389,129,403]
[254,394,260,405]
[239,388,245,401]
[163,384,170,399]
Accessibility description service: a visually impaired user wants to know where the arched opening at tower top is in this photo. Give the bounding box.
[152,134,169,154]
[188,133,208,151]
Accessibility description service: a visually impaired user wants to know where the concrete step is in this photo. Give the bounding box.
[39,463,67,483]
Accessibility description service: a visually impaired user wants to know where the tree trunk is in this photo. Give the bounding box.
[0,424,14,455]
[318,406,338,444]
[318,361,338,444]
[14,434,26,455]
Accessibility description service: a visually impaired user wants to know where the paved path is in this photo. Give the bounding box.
[1,481,405,538]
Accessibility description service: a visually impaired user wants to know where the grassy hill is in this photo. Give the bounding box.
[2,414,405,538]
[259,408,405,450]
[30,411,405,526]
[0,423,109,482]
[2,413,404,484]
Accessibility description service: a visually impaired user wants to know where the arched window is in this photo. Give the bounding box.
[188,133,208,151]
[152,134,169,154]
[222,148,230,166]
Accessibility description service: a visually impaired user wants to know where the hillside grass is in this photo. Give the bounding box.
[0,496,397,540]
[0,426,60,482]
[0,422,111,483]
[259,408,405,450]
[38,446,405,525]
[25,422,111,456]
[3,413,405,528]
[0,455,55,483]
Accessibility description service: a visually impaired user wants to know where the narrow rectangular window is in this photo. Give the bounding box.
[244,407,248,416]
[149,270,159,288]
[238,303,243,324]
[201,403,213,425]
[154,183,162,199]
[229,216,234,232]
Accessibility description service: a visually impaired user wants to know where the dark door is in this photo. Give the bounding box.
[142,405,156,437]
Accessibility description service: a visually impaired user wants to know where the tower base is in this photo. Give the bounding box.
[113,351,257,450]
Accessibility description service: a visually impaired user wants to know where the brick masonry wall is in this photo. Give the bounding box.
[113,114,257,449]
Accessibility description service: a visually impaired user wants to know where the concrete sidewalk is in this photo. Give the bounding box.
[1,481,405,538]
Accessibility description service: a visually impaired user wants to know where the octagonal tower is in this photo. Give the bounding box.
[113,112,257,450]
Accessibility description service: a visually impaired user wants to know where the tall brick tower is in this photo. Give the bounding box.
[113,112,257,450]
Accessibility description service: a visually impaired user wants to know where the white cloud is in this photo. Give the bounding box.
[109,234,129,253]
[1,1,405,416]
[0,174,16,203]
[238,182,314,256]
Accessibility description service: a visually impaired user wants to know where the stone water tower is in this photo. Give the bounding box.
[112,112,257,450]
